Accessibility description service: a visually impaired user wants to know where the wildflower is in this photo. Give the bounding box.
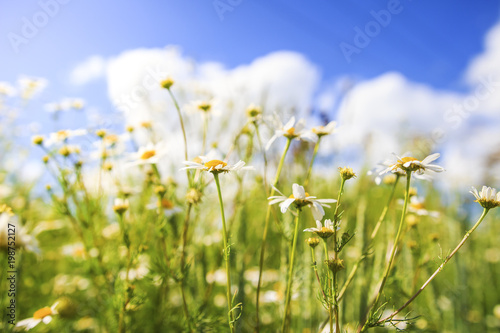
[246,104,262,122]
[16,302,58,331]
[304,219,338,239]
[407,196,440,217]
[311,121,336,137]
[268,183,336,220]
[95,129,107,138]
[186,188,203,204]
[128,142,168,166]
[31,135,44,146]
[0,81,16,96]
[326,258,345,273]
[18,76,48,100]
[379,153,444,176]
[45,129,87,146]
[265,115,317,150]
[339,166,356,180]
[470,186,500,209]
[58,145,80,157]
[181,157,250,174]
[113,198,129,215]
[160,77,174,89]
[146,198,182,217]
[305,237,321,248]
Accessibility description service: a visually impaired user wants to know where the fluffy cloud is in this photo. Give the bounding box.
[79,21,500,189]
[103,46,319,172]
[70,55,107,85]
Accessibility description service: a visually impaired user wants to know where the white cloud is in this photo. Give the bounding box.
[104,46,319,175]
[70,55,107,85]
[94,22,500,190]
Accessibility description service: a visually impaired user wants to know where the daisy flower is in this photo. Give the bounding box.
[470,186,500,209]
[128,142,168,166]
[265,115,317,150]
[18,76,48,100]
[16,302,58,331]
[268,183,336,220]
[399,196,440,217]
[181,157,251,174]
[379,153,444,177]
[303,219,338,239]
[0,81,16,97]
[45,129,87,146]
[311,120,337,138]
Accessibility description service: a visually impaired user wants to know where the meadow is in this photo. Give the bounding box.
[0,77,499,333]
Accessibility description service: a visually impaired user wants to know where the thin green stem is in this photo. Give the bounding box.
[304,137,321,188]
[180,203,193,332]
[376,208,490,326]
[361,172,412,332]
[310,247,327,300]
[167,88,188,161]
[331,178,346,333]
[166,88,192,185]
[213,173,235,333]
[255,138,292,330]
[282,210,301,333]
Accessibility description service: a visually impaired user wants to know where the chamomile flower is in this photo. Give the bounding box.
[268,183,336,220]
[368,159,431,185]
[470,186,500,209]
[16,302,59,331]
[379,153,444,176]
[45,129,87,146]
[18,76,48,100]
[128,142,168,166]
[401,196,440,217]
[265,115,317,150]
[311,121,337,137]
[181,157,251,174]
[303,219,338,239]
[0,81,16,97]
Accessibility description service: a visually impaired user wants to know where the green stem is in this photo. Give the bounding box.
[213,173,235,333]
[282,210,301,333]
[304,137,321,188]
[310,247,327,300]
[331,179,345,333]
[255,138,292,331]
[180,203,193,332]
[337,175,400,302]
[361,172,412,332]
[167,88,191,185]
[376,208,490,326]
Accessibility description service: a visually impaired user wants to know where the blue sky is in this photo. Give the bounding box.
[2,0,500,190]
[2,0,499,91]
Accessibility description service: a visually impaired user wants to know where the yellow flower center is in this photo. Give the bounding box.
[410,202,425,210]
[286,127,296,135]
[56,130,69,140]
[141,150,156,160]
[398,157,418,164]
[161,199,174,209]
[198,103,211,112]
[33,307,52,319]
[204,160,227,169]
[312,126,324,135]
